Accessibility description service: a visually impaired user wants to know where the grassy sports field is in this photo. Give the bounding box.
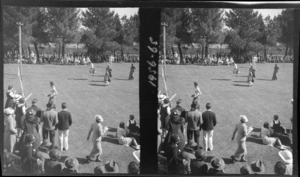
[158,62,293,174]
[4,63,139,173]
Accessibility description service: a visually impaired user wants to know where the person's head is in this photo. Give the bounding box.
[104,160,119,173]
[273,115,279,121]
[95,115,104,123]
[19,98,25,104]
[194,82,198,87]
[61,102,67,109]
[32,99,38,105]
[195,149,206,161]
[170,134,180,145]
[49,149,61,161]
[250,160,265,174]
[119,122,126,129]
[206,103,211,110]
[274,161,286,175]
[50,81,54,86]
[8,85,14,90]
[25,134,35,144]
[278,149,293,164]
[240,164,252,174]
[129,115,135,120]
[94,163,105,174]
[128,161,139,174]
[211,157,225,171]
[263,122,269,129]
[64,156,79,171]
[163,98,169,104]
[191,103,197,110]
[46,103,52,109]
[176,99,182,105]
[240,115,248,123]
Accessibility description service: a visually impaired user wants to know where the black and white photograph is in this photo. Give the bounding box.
[2,6,141,174]
[1,1,299,176]
[157,8,295,175]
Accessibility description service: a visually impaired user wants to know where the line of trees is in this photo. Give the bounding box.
[3,7,139,63]
[161,8,294,63]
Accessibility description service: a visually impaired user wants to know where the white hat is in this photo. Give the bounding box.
[95,115,104,122]
[240,115,248,123]
[4,107,14,115]
[278,150,293,164]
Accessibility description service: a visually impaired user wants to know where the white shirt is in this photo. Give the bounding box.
[194,86,202,97]
[91,63,94,68]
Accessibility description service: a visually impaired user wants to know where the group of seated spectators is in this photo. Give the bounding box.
[157,94,293,175]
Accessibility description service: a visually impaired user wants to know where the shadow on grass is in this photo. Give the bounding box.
[89,84,107,87]
[68,78,88,80]
[102,136,119,145]
[59,156,89,164]
[252,127,261,133]
[211,79,231,81]
[256,78,273,81]
[246,135,263,144]
[232,84,250,87]
[107,127,117,133]
[89,80,105,83]
[114,78,130,81]
[232,80,248,83]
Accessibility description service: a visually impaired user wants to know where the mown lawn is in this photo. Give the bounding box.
[158,63,293,174]
[4,63,139,173]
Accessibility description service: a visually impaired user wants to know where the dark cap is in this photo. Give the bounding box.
[32,99,38,104]
[176,99,182,104]
[195,149,206,160]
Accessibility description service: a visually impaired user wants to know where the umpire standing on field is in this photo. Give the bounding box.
[186,103,202,148]
[57,102,72,152]
[201,103,217,152]
[41,103,57,147]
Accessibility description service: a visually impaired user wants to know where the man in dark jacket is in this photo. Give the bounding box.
[201,103,217,151]
[41,103,57,147]
[44,148,63,175]
[20,134,39,174]
[165,134,188,174]
[171,99,186,115]
[28,99,43,143]
[186,103,201,147]
[190,149,208,175]
[56,102,72,152]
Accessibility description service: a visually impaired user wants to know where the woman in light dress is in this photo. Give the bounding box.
[116,122,140,150]
[261,122,287,150]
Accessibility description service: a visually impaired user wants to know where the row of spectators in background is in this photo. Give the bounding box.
[160,54,294,65]
[4,52,140,65]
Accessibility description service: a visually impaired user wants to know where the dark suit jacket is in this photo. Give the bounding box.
[190,159,208,174]
[57,110,72,131]
[201,110,216,131]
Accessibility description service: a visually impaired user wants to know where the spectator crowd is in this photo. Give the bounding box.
[3,84,140,175]
[157,88,293,175]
